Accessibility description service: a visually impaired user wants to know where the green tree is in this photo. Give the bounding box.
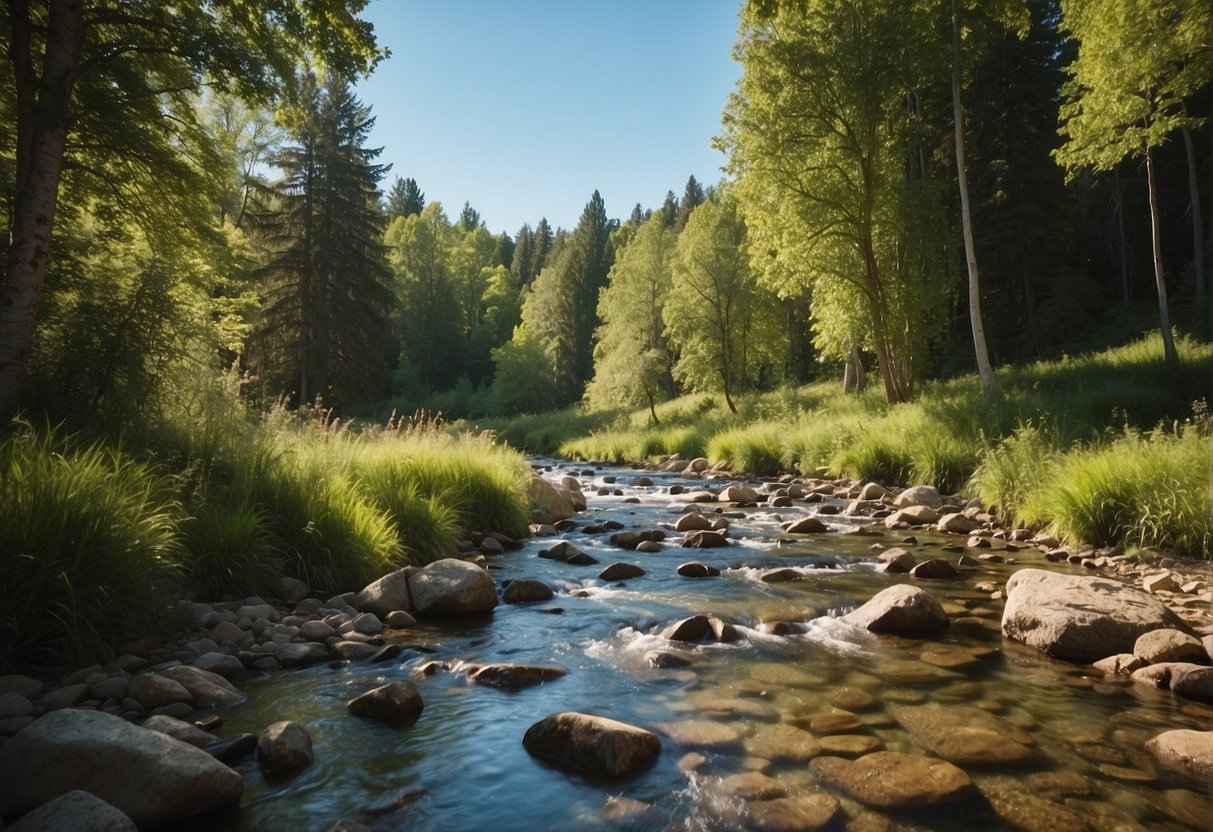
[511,223,535,285]
[723,0,950,404]
[0,0,382,419]
[586,214,677,421]
[386,176,425,221]
[664,190,783,414]
[1055,0,1211,365]
[674,174,707,232]
[247,71,393,406]
[458,201,483,231]
[530,217,555,279]
[489,325,559,414]
[659,190,680,229]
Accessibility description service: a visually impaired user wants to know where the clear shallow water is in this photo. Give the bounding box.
[180,461,1213,831]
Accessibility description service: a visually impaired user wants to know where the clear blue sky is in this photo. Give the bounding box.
[355,0,743,236]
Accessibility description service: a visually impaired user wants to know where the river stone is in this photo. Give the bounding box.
[0,674,43,698]
[503,578,555,603]
[0,709,242,826]
[830,687,878,711]
[718,485,760,503]
[819,734,883,757]
[192,652,245,679]
[682,530,730,548]
[1133,662,1213,697]
[522,712,660,779]
[976,777,1089,832]
[746,724,821,762]
[1133,628,1208,664]
[675,513,715,532]
[1001,569,1192,659]
[257,720,313,774]
[140,715,214,749]
[677,561,720,578]
[127,674,192,710]
[6,789,136,832]
[541,541,587,562]
[1092,653,1145,675]
[350,612,382,635]
[662,615,712,642]
[610,530,665,550]
[646,650,692,668]
[878,548,916,573]
[158,665,245,709]
[891,704,1034,766]
[805,712,863,735]
[748,794,842,832]
[469,664,566,690]
[1143,572,1181,593]
[636,540,663,553]
[784,517,828,534]
[761,568,803,583]
[599,562,644,581]
[355,567,417,617]
[655,719,742,750]
[332,640,378,662]
[884,506,942,527]
[937,513,981,534]
[347,681,424,724]
[527,474,575,523]
[407,559,498,616]
[809,751,974,808]
[722,771,786,800]
[841,584,949,634]
[275,642,330,668]
[910,558,958,579]
[1145,727,1213,781]
[0,692,33,719]
[299,619,336,642]
[894,485,943,508]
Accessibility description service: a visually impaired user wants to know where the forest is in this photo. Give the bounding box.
[0,0,1210,668]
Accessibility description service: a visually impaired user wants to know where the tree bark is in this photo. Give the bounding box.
[646,386,660,426]
[0,0,86,420]
[1113,166,1131,305]
[1180,125,1205,302]
[1145,147,1178,365]
[952,1,999,401]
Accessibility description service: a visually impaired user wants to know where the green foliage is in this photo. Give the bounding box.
[0,430,183,668]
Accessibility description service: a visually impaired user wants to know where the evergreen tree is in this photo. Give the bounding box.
[511,224,535,285]
[531,217,555,278]
[629,203,649,226]
[674,175,706,231]
[659,190,680,229]
[458,201,483,231]
[495,232,516,274]
[386,176,425,221]
[248,71,393,406]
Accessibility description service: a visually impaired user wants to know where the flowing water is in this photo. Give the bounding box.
[187,461,1212,831]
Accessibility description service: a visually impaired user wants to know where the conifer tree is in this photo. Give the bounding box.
[511,224,536,285]
[531,218,555,278]
[674,175,706,231]
[659,191,680,229]
[386,176,425,221]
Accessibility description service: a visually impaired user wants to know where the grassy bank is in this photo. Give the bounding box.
[480,334,1211,559]
[1,403,532,669]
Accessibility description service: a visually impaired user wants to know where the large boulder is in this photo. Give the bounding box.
[784,517,828,534]
[502,579,554,604]
[841,585,950,634]
[356,567,417,617]
[893,485,943,509]
[407,559,497,616]
[1145,729,1213,779]
[7,790,135,832]
[0,709,242,827]
[718,485,760,503]
[1133,629,1209,664]
[809,751,974,809]
[527,475,576,523]
[522,712,660,779]
[1001,569,1191,659]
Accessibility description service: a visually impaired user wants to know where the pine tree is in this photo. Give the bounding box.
[674,175,706,231]
[458,201,482,231]
[386,176,425,221]
[659,191,680,229]
[531,217,555,278]
[511,224,536,285]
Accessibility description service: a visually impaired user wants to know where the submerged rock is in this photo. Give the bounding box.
[891,704,1034,766]
[809,751,974,809]
[522,712,660,779]
[1145,729,1213,779]
[469,664,566,690]
[747,794,842,832]
[502,579,554,604]
[1001,569,1191,659]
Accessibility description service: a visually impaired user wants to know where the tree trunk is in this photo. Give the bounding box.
[1145,147,1178,365]
[0,0,86,420]
[646,386,661,426]
[843,345,866,394]
[720,368,738,415]
[1113,166,1131,305]
[952,2,999,401]
[1180,125,1205,302]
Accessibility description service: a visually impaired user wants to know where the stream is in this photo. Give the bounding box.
[187,460,1212,831]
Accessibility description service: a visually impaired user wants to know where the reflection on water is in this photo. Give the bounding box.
[191,461,1213,831]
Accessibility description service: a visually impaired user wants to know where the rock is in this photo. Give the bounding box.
[675,513,715,532]
[806,712,863,734]
[257,720,313,775]
[682,529,730,548]
[386,610,416,629]
[610,530,665,550]
[636,540,662,553]
[646,651,691,668]
[469,664,566,690]
[193,652,245,679]
[894,485,943,508]
[1001,569,1192,659]
[407,558,498,616]
[347,681,424,725]
[841,584,950,634]
[878,548,917,574]
[748,795,842,832]
[299,620,336,641]
[140,715,214,748]
[0,692,33,719]
[677,561,720,578]
[0,709,242,826]
[722,771,786,800]
[0,675,43,698]
[275,642,330,668]
[599,562,645,581]
[1145,729,1213,778]
[127,674,192,710]
[784,517,828,534]
[351,612,383,635]
[205,733,257,765]
[527,474,576,523]
[976,778,1089,832]
[937,513,981,534]
[208,620,244,644]
[858,482,888,500]
[540,541,587,562]
[809,751,974,809]
[1143,572,1181,594]
[655,719,742,750]
[522,712,660,779]
[332,640,378,661]
[718,484,760,503]
[910,558,958,579]
[819,734,883,757]
[746,724,821,762]
[1134,628,1208,664]
[1092,654,1145,675]
[503,578,555,603]
[157,665,245,709]
[6,789,136,832]
[355,567,417,617]
[276,576,310,604]
[1133,663,1213,697]
[884,506,942,527]
[325,821,373,832]
[760,568,803,583]
[40,684,88,712]
[891,704,1034,766]
[661,614,736,643]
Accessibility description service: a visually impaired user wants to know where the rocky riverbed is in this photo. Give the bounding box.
[0,458,1210,831]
